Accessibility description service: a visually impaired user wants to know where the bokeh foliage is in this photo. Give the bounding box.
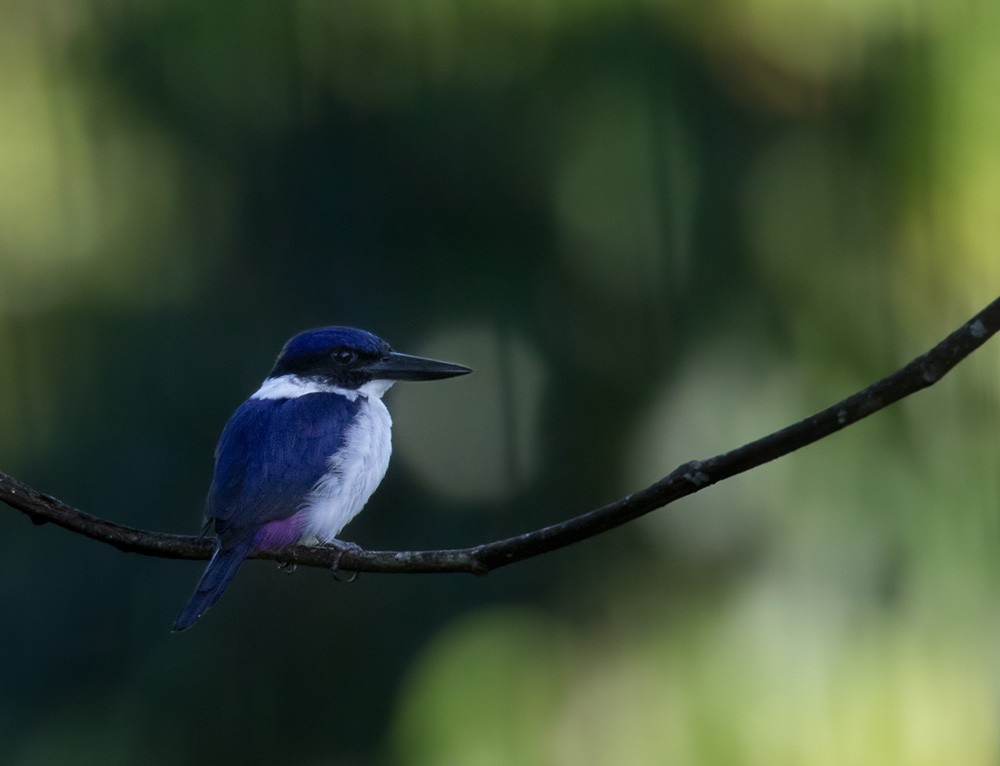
[2,0,999,764]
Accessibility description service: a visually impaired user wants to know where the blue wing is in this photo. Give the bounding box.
[207,392,361,546]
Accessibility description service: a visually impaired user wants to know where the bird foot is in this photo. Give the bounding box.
[320,540,362,582]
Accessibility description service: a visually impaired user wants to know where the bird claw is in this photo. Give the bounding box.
[322,540,362,583]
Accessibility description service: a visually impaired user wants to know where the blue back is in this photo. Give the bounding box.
[207,392,361,546]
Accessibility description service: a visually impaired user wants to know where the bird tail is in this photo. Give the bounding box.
[172,542,250,632]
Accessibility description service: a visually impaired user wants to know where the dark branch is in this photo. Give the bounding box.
[3,295,1000,575]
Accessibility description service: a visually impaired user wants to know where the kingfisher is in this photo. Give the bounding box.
[172,326,471,631]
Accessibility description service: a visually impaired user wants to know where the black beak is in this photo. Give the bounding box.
[366,351,472,381]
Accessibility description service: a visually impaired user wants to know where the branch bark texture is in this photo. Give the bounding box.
[3,295,1000,575]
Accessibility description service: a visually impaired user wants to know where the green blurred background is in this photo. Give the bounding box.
[2,0,1000,764]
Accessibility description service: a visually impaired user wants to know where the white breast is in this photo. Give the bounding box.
[301,391,393,544]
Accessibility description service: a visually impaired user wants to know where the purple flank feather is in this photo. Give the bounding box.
[254,511,309,550]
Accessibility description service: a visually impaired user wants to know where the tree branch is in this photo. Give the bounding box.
[4,295,1000,575]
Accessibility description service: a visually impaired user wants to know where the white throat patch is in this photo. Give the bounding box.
[251,374,395,401]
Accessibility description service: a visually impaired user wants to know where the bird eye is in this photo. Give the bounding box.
[332,348,357,365]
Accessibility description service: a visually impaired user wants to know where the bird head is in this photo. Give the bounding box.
[269,327,471,391]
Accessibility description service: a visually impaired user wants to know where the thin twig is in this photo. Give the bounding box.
[3,295,999,575]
